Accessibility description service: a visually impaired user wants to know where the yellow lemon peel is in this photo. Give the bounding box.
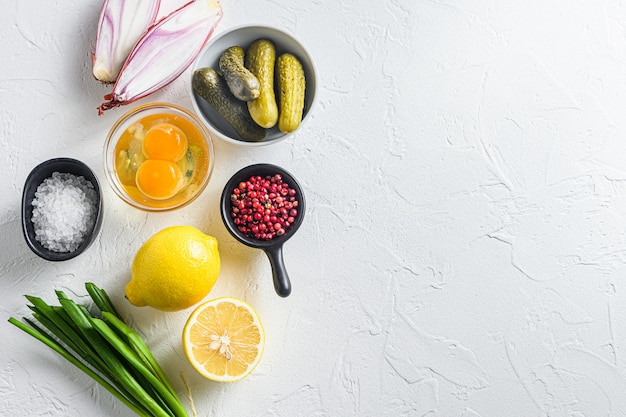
[126,226,220,311]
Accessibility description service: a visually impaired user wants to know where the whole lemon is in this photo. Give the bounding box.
[126,226,220,311]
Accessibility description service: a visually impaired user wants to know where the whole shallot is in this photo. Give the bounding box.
[98,0,222,114]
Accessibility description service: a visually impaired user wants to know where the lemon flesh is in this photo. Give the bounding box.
[126,226,220,311]
[182,297,265,382]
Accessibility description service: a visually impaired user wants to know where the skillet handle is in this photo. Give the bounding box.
[265,245,291,297]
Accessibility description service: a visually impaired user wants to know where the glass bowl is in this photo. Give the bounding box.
[103,102,215,211]
[191,24,317,146]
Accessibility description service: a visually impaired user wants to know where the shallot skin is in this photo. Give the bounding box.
[92,0,161,83]
[98,0,223,114]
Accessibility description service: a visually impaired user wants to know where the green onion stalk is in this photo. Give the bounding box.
[8,282,191,417]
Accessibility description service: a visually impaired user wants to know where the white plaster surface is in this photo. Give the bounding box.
[2,0,626,416]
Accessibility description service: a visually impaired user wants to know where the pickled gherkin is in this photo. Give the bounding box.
[192,67,266,142]
[245,39,279,128]
[276,53,306,134]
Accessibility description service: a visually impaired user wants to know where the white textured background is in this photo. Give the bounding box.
[2,0,626,416]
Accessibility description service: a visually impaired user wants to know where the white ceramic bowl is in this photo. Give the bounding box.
[191,24,317,146]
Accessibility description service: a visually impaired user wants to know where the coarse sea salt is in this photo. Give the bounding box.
[31,172,98,253]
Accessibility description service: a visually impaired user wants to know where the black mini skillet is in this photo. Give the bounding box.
[220,163,306,297]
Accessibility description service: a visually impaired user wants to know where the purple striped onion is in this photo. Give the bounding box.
[99,0,223,114]
[92,0,161,83]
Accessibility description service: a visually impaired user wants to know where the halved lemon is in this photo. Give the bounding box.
[182,297,265,382]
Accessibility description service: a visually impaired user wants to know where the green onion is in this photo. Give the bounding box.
[102,311,178,397]
[8,283,190,417]
[86,282,123,319]
[9,316,151,415]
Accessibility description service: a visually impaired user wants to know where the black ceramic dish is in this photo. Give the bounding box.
[21,158,104,261]
[220,163,306,297]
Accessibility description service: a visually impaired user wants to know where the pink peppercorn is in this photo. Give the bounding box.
[230,174,299,241]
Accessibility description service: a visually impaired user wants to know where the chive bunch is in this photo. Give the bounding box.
[8,283,190,417]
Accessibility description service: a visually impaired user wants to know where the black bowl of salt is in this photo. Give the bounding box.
[22,158,103,261]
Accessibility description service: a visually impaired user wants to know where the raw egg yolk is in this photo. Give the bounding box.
[135,159,184,200]
[142,123,188,162]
